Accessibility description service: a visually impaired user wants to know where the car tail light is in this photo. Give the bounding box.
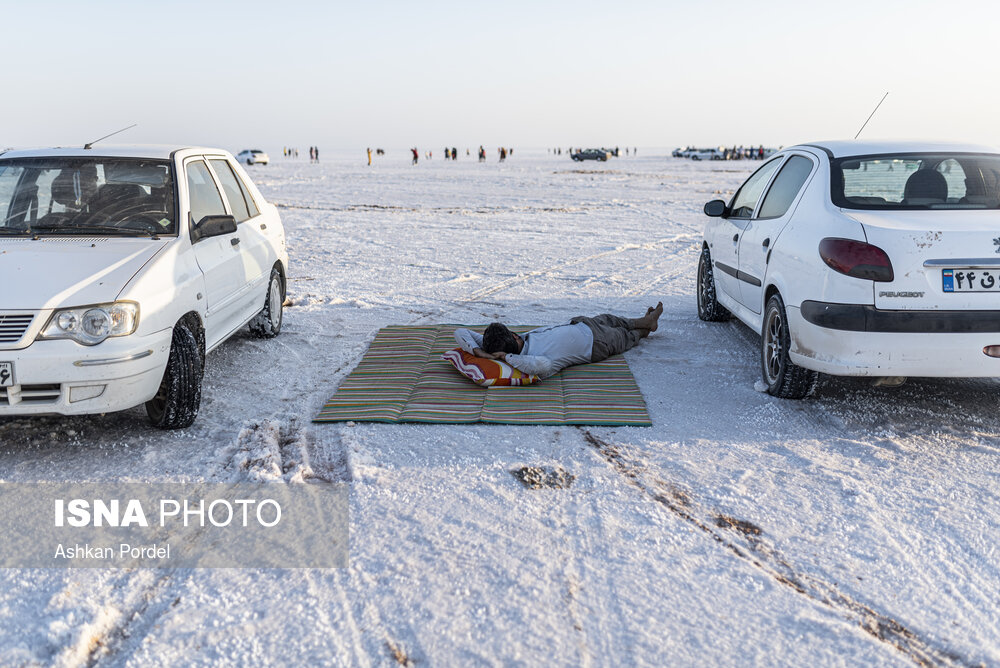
[819,238,894,282]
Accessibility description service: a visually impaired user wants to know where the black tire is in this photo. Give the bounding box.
[249,266,284,338]
[761,294,818,399]
[146,324,203,429]
[697,247,731,322]
[246,159,253,166]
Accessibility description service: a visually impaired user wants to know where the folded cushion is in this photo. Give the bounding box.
[442,348,539,386]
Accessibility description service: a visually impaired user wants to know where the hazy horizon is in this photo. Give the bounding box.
[5,0,1000,152]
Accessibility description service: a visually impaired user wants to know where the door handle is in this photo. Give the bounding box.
[762,237,770,249]
[732,233,739,242]
[231,237,241,247]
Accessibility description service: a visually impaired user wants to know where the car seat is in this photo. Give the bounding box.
[902,169,948,205]
[88,183,147,223]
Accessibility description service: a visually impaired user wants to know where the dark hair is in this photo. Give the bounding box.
[483,323,519,354]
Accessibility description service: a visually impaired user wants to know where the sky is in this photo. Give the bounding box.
[4,0,1000,152]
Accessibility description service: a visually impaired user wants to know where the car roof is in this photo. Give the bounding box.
[0,145,229,160]
[794,139,1000,158]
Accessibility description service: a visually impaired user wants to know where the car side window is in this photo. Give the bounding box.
[233,167,259,218]
[209,159,251,222]
[757,155,815,219]
[728,158,782,218]
[186,160,226,224]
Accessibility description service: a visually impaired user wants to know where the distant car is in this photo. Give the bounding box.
[698,139,1000,398]
[690,148,724,161]
[571,149,611,162]
[0,145,288,428]
[236,149,269,165]
[672,147,690,158]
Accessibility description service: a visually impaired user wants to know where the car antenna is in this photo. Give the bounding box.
[854,92,888,139]
[84,123,137,150]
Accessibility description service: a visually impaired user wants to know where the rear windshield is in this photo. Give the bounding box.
[0,157,176,236]
[832,153,1000,210]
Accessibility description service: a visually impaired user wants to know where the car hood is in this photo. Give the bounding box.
[0,238,169,310]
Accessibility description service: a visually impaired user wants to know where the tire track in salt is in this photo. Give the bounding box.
[576,428,971,668]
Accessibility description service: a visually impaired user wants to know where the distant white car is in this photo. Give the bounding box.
[699,140,1000,397]
[690,148,724,161]
[236,149,269,165]
[0,145,288,427]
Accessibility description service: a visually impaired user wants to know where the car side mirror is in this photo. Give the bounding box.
[703,199,728,217]
[191,214,237,243]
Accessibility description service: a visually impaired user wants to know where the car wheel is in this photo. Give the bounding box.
[697,247,731,322]
[249,266,283,338]
[145,323,203,429]
[246,159,253,165]
[761,293,818,399]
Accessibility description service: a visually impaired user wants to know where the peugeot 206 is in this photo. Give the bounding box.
[698,140,1000,397]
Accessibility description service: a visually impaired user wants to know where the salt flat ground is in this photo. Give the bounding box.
[1,150,999,667]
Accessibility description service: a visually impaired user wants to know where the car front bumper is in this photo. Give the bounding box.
[0,328,173,416]
[787,303,1000,377]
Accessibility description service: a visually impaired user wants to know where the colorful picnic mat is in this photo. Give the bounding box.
[314,325,652,426]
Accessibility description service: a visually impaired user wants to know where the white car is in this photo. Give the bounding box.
[235,149,269,165]
[689,148,723,161]
[0,145,288,427]
[698,140,1000,397]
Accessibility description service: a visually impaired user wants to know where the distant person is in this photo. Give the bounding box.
[454,303,663,379]
[367,147,372,166]
[444,148,450,160]
[412,147,419,165]
[452,147,458,161]
[758,145,764,160]
[478,145,486,162]
[499,147,507,162]
[315,147,319,162]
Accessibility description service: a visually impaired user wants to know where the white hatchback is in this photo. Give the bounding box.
[698,140,1000,397]
[0,145,288,427]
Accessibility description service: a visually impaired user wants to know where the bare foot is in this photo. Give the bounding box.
[647,301,663,332]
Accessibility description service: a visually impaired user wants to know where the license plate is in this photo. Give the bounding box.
[0,362,13,387]
[942,269,1000,292]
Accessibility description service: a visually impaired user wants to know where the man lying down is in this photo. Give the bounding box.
[454,302,663,379]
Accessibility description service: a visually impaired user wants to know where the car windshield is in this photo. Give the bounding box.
[0,157,176,235]
[832,153,1000,210]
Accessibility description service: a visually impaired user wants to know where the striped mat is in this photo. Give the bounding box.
[314,325,652,426]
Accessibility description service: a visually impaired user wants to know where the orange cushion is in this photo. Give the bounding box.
[442,349,539,386]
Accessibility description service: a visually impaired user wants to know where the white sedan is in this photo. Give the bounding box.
[236,149,269,165]
[698,140,1000,397]
[0,145,288,427]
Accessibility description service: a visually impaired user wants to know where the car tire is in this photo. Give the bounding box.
[145,324,203,429]
[249,267,283,338]
[761,293,818,399]
[697,247,731,322]
[246,159,253,166]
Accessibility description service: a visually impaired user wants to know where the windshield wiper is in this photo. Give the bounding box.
[31,224,160,238]
[0,228,31,235]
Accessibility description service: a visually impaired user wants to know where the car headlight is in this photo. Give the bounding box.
[40,302,139,345]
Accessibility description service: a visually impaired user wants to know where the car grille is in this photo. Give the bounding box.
[0,314,34,344]
[0,384,61,405]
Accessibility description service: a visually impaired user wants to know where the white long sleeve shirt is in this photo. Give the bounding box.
[453,324,594,379]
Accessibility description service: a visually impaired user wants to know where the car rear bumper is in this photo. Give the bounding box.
[0,328,172,416]
[788,304,1000,376]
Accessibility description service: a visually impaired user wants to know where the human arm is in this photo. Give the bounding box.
[497,353,554,379]
[454,328,496,359]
